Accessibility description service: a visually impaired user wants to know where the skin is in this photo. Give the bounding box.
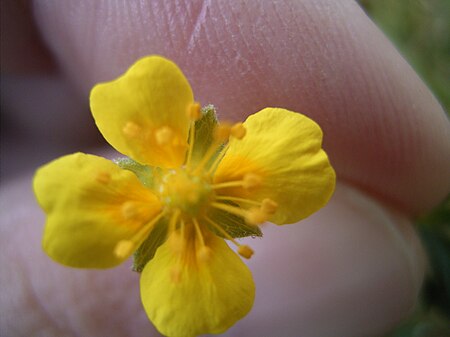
[1,1,449,336]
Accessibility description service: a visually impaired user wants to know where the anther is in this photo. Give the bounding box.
[246,207,268,225]
[155,126,174,145]
[204,215,254,259]
[187,102,202,121]
[214,124,231,142]
[121,201,138,220]
[114,240,134,258]
[122,122,141,137]
[238,245,254,259]
[261,198,278,214]
[196,246,213,263]
[96,172,111,184]
[243,173,262,190]
[230,123,246,139]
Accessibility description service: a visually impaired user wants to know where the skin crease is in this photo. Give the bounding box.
[1,0,449,336]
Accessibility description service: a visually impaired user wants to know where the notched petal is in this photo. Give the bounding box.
[90,55,194,168]
[33,153,162,268]
[140,235,255,337]
[215,108,336,224]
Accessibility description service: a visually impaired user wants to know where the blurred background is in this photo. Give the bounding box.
[1,0,449,335]
[360,1,450,336]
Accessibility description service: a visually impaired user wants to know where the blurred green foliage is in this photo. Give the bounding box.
[360,0,450,112]
[359,1,450,336]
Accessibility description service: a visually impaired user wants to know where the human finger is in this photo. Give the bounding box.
[32,0,450,214]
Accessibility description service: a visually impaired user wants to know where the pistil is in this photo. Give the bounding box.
[130,109,276,270]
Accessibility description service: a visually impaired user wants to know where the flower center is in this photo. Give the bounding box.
[159,169,213,216]
[113,104,278,268]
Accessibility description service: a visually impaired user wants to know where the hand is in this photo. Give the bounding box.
[2,1,449,336]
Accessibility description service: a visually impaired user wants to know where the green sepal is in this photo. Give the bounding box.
[207,201,263,239]
[114,157,159,188]
[190,104,219,164]
[132,217,168,273]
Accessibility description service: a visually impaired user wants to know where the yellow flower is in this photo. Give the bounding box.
[33,56,335,337]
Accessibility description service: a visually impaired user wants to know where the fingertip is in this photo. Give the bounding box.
[33,0,450,214]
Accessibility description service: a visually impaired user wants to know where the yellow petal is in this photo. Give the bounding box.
[214,108,336,224]
[33,153,162,268]
[90,55,194,168]
[140,234,255,337]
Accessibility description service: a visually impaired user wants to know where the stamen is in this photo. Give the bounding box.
[204,215,254,259]
[245,207,269,225]
[193,218,206,247]
[155,126,174,146]
[121,201,138,220]
[185,121,196,168]
[261,198,278,214]
[96,172,111,184]
[113,211,165,258]
[243,173,262,190]
[187,102,202,121]
[192,122,235,174]
[211,173,262,191]
[215,195,261,206]
[203,215,238,243]
[211,202,247,218]
[206,143,229,175]
[185,102,202,167]
[214,123,231,142]
[168,209,181,234]
[211,180,244,190]
[168,210,183,253]
[230,123,246,139]
[114,240,134,258]
[237,245,254,259]
[122,122,141,137]
[197,246,213,262]
[192,140,222,174]
[193,217,212,263]
[169,216,185,283]
[213,199,269,225]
